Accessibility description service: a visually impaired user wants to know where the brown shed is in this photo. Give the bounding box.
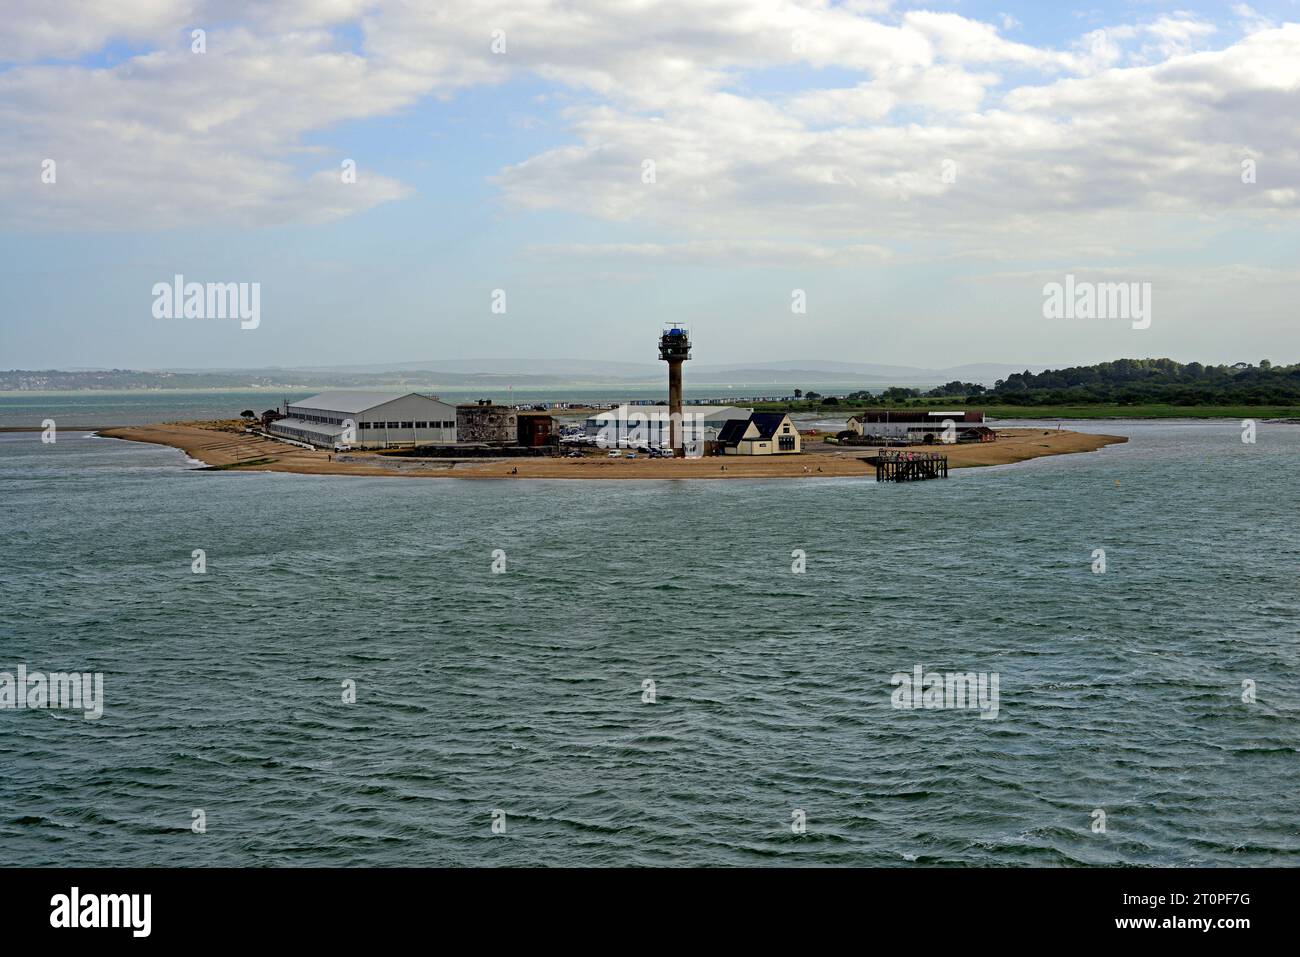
[517,412,556,448]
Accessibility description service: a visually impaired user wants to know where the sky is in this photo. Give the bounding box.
[1,0,1297,371]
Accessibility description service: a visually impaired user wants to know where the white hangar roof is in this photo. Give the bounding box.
[290,391,448,414]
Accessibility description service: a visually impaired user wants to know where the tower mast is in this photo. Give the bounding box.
[658,325,692,458]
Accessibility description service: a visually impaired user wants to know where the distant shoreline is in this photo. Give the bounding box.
[777,404,1300,421]
[94,421,1127,480]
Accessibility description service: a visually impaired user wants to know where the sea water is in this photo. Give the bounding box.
[0,419,1296,865]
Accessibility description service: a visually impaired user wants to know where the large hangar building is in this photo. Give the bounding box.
[269,391,457,449]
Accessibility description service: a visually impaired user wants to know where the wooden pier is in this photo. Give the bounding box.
[864,449,949,482]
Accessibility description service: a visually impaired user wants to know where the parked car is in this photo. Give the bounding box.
[607,450,621,458]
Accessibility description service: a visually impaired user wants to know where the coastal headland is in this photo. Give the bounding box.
[96,421,1127,479]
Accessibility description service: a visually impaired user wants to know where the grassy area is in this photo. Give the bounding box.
[752,399,1300,420]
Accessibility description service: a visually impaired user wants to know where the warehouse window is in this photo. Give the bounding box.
[415,421,427,428]
[386,421,398,429]
[401,421,413,428]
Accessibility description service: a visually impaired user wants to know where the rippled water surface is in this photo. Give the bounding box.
[1,421,1297,866]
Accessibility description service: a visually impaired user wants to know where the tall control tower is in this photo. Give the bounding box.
[658,325,691,457]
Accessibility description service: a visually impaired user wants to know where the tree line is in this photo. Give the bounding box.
[796,360,1300,408]
[982,359,1300,406]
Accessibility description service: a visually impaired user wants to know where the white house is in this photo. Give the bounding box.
[717,412,802,455]
[269,391,458,449]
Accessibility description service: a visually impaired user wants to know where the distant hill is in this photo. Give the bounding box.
[291,357,1041,384]
[0,360,1049,392]
[145,357,1041,383]
[686,362,1036,384]
[284,358,663,379]
[0,369,588,392]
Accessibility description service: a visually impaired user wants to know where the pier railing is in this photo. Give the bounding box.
[867,450,949,482]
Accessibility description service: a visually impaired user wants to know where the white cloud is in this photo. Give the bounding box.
[1,0,1297,254]
[0,0,194,61]
[0,25,418,229]
[1136,15,1219,61]
[497,22,1300,260]
[902,11,1069,70]
[1233,4,1277,34]
[789,65,1000,124]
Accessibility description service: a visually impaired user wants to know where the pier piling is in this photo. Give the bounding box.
[868,450,949,482]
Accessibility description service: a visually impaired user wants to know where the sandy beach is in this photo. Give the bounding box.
[96,421,1126,479]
